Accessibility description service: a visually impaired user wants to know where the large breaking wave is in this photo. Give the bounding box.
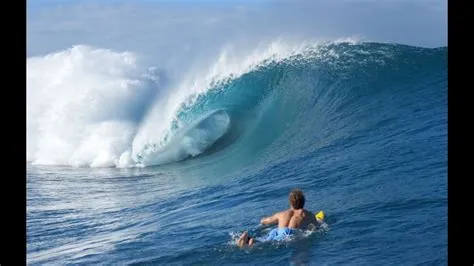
[26,40,446,168]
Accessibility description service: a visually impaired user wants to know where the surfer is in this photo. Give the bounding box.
[236,189,323,248]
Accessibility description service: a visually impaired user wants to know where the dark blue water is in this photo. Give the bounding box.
[27,42,447,265]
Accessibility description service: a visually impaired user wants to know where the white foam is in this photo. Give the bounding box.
[27,45,158,167]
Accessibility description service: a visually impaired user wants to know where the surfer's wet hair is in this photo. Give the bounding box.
[289,189,305,209]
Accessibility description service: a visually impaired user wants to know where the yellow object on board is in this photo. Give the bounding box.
[315,210,325,221]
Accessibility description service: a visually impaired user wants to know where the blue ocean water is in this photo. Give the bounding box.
[27,42,447,265]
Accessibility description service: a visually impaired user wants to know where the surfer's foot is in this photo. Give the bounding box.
[248,237,254,247]
[237,231,254,248]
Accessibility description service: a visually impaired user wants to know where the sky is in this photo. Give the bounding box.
[27,0,447,57]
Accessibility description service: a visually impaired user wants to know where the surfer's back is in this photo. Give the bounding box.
[278,208,318,230]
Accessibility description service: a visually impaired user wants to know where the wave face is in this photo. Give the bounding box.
[27,41,447,169]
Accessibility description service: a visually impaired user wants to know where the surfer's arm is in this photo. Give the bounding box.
[260,212,279,225]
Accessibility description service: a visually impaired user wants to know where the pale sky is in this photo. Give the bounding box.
[27,0,447,57]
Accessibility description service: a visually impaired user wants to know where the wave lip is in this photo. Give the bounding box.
[135,109,231,167]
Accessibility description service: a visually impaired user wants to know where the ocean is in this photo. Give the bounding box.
[26,40,447,264]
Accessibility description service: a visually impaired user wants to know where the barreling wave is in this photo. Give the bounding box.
[26,40,447,168]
